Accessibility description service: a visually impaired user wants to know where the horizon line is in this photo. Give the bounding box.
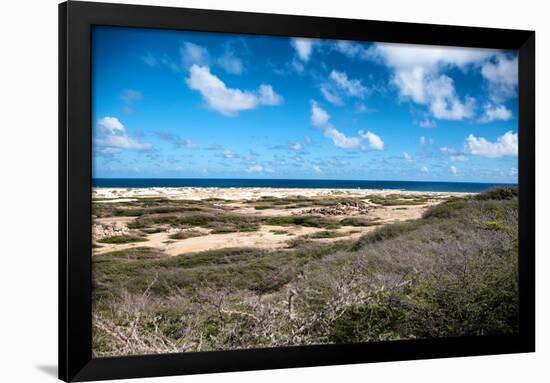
[92,177,517,185]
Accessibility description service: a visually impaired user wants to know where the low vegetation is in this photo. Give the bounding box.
[96,235,147,244]
[92,188,518,357]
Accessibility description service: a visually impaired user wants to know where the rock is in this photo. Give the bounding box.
[299,200,371,216]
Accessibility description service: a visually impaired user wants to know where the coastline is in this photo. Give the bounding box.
[93,186,474,202]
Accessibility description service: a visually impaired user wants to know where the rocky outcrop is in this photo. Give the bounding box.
[300,200,371,216]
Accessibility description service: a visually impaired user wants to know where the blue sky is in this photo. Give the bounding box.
[92,26,518,183]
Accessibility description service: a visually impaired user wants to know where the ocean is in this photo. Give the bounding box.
[92,178,515,193]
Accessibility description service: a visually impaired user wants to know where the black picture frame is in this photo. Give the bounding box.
[59,1,535,381]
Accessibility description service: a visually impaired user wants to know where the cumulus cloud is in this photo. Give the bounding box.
[329,70,368,98]
[323,126,363,149]
[98,116,125,135]
[481,54,518,102]
[419,136,426,145]
[291,38,318,62]
[180,42,210,68]
[320,85,343,106]
[186,65,282,116]
[403,152,413,162]
[332,40,376,61]
[359,130,384,150]
[217,51,244,75]
[450,165,458,175]
[310,100,331,127]
[466,131,518,158]
[421,166,429,173]
[371,43,500,121]
[478,104,513,123]
[309,101,384,150]
[95,117,152,154]
[258,84,283,105]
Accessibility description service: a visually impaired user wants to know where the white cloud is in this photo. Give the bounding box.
[450,165,458,175]
[359,130,384,150]
[481,54,518,102]
[310,100,331,128]
[287,58,305,74]
[466,131,518,158]
[320,85,343,106]
[403,152,413,162]
[372,43,498,121]
[509,167,518,177]
[450,155,467,162]
[290,142,302,151]
[324,124,384,150]
[247,165,264,173]
[440,147,456,155]
[332,40,375,61]
[419,119,436,128]
[374,43,494,71]
[98,116,125,135]
[418,137,433,145]
[217,52,243,75]
[258,84,283,105]
[310,101,384,151]
[291,38,317,62]
[313,165,323,174]
[223,149,237,158]
[181,42,209,68]
[329,70,368,98]
[323,126,362,149]
[186,65,282,116]
[332,41,517,121]
[478,104,513,123]
[421,166,429,173]
[95,117,151,154]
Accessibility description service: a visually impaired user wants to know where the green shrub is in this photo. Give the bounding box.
[263,215,339,229]
[352,220,421,249]
[97,235,147,244]
[307,230,346,239]
[168,230,204,240]
[485,220,507,231]
[340,217,380,227]
[423,199,466,219]
[475,187,518,201]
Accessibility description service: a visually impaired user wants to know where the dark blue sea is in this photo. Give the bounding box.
[92,179,516,193]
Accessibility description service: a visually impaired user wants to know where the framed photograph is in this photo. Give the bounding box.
[59,1,535,381]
